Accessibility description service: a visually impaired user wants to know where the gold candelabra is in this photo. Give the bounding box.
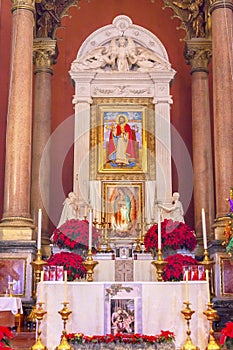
[30,302,47,350]
[56,302,72,350]
[134,224,141,253]
[31,249,47,299]
[8,281,15,297]
[199,249,215,270]
[151,249,168,281]
[82,249,99,282]
[203,303,220,350]
[181,302,199,350]
[106,224,114,252]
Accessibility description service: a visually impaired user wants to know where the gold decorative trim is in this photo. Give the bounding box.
[219,255,233,296]
[184,39,212,73]
[162,0,211,40]
[210,0,233,13]
[11,0,35,13]
[33,38,57,72]
[0,216,34,227]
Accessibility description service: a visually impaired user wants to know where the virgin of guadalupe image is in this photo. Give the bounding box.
[107,114,136,167]
[109,187,137,236]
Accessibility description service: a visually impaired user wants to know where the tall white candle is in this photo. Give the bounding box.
[64,270,67,302]
[185,270,189,303]
[202,208,207,249]
[39,270,44,303]
[89,209,93,250]
[206,269,210,303]
[37,209,42,250]
[158,210,161,250]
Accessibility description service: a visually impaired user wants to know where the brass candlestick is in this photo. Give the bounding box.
[31,249,47,299]
[203,303,220,350]
[8,281,15,297]
[106,224,113,252]
[82,249,99,282]
[181,302,199,350]
[199,249,215,270]
[134,224,141,252]
[31,302,47,350]
[56,302,72,350]
[151,249,168,281]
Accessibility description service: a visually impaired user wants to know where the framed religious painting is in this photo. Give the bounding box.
[220,256,233,296]
[102,181,143,241]
[96,104,149,174]
[104,283,142,335]
[0,257,26,296]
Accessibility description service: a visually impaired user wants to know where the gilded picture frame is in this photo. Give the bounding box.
[103,182,143,240]
[98,105,147,174]
[0,257,26,296]
[220,256,233,296]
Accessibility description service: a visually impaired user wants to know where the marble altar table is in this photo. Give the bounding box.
[39,281,209,350]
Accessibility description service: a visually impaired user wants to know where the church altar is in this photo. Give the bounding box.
[40,281,209,350]
[93,257,156,282]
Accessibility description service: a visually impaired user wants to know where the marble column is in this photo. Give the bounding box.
[31,38,57,246]
[210,0,233,239]
[185,39,215,253]
[0,0,35,240]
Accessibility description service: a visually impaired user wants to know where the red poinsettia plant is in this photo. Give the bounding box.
[144,219,197,254]
[220,322,233,350]
[162,254,198,282]
[0,326,13,349]
[66,331,175,345]
[46,252,86,281]
[52,219,100,251]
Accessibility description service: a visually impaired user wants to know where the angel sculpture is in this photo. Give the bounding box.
[73,46,111,71]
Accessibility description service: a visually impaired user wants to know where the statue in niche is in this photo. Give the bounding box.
[158,192,185,223]
[72,36,171,72]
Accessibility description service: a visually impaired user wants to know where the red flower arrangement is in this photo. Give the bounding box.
[52,219,100,251]
[220,322,233,350]
[0,326,13,349]
[144,219,197,254]
[46,252,86,281]
[66,331,175,345]
[162,254,198,282]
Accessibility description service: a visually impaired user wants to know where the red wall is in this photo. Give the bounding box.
[0,0,194,228]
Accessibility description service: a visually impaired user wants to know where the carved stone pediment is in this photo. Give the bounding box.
[71,36,171,73]
[70,15,173,75]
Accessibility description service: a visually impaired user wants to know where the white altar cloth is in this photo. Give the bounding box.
[40,281,209,350]
[0,296,23,314]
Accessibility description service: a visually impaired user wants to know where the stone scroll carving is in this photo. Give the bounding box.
[71,36,171,73]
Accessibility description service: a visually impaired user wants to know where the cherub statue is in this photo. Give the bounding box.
[158,192,185,223]
[57,192,79,228]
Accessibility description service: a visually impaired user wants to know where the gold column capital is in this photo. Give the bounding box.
[33,38,58,73]
[11,0,36,13]
[210,0,233,13]
[184,39,212,73]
